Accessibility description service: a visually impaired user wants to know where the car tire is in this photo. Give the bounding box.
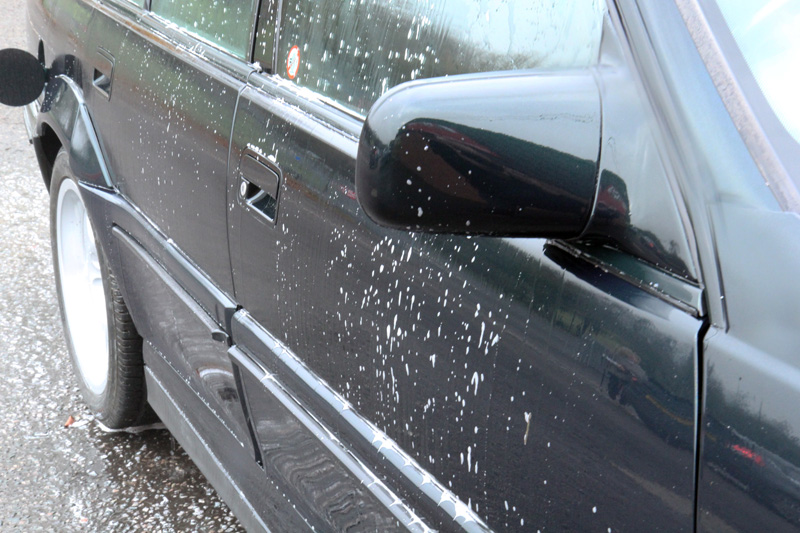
[50,149,154,429]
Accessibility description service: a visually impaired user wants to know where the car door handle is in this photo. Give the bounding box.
[238,152,280,223]
[93,48,114,100]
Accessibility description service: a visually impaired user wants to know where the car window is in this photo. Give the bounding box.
[261,0,605,116]
[715,0,800,144]
[150,0,258,59]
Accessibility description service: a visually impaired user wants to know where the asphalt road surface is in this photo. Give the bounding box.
[0,2,243,531]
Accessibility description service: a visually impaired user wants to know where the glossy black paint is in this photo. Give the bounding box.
[111,228,251,449]
[581,37,699,282]
[84,0,249,298]
[229,23,701,527]
[144,341,301,532]
[356,71,601,237]
[16,0,800,531]
[230,340,414,531]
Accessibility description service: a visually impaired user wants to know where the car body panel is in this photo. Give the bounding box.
[144,340,301,533]
[227,22,703,529]
[111,225,255,454]
[85,0,246,299]
[17,0,800,530]
[230,336,426,532]
[697,206,800,530]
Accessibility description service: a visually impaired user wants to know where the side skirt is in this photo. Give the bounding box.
[144,342,310,532]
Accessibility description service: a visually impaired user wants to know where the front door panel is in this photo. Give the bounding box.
[229,75,703,530]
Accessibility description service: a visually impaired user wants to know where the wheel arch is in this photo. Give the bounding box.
[35,72,114,192]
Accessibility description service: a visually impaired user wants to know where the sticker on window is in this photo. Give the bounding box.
[286,45,300,80]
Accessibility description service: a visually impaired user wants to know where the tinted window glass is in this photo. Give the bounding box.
[271,0,605,115]
[151,0,258,59]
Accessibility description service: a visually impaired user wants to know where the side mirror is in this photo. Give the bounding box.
[355,71,601,237]
[0,48,46,107]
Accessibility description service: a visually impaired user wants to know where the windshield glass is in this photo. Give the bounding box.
[716,0,800,143]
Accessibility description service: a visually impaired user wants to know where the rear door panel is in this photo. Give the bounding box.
[85,1,252,448]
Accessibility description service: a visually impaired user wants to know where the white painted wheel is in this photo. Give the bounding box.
[55,177,110,395]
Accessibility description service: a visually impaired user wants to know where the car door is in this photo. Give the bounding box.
[84,0,258,450]
[228,1,706,530]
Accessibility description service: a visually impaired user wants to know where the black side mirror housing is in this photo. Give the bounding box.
[0,48,46,107]
[355,71,601,237]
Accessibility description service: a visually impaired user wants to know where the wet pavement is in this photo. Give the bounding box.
[0,2,243,531]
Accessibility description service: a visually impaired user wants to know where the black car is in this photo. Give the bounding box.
[2,0,799,530]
